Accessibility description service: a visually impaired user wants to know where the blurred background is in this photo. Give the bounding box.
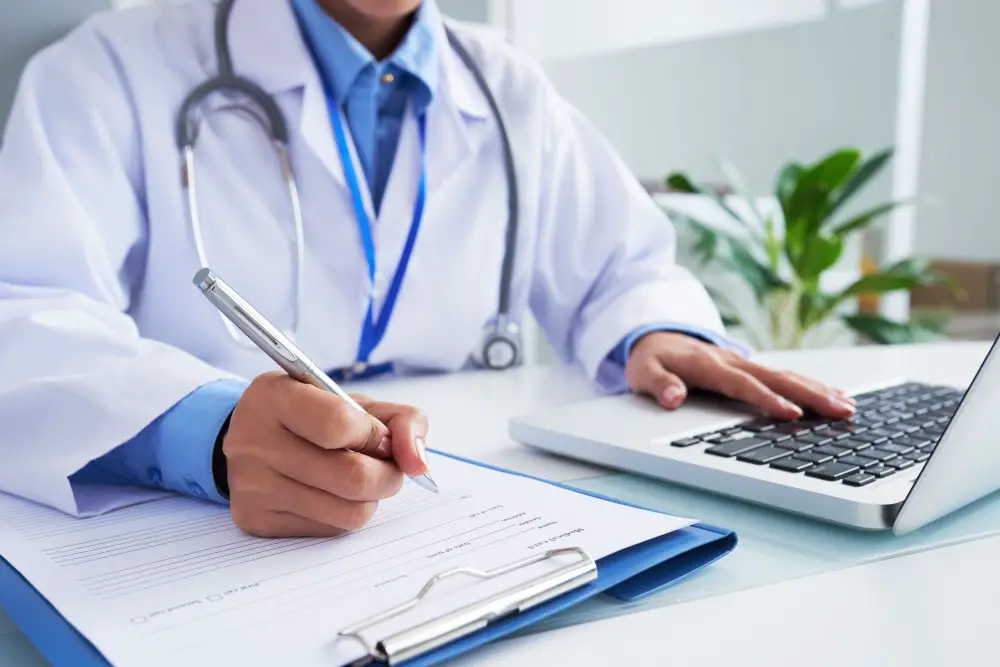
[3,0,996,364]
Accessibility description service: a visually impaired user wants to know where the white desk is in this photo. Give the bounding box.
[1,341,994,666]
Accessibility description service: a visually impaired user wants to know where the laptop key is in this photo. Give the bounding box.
[775,439,814,452]
[705,437,771,458]
[742,419,777,432]
[797,433,833,446]
[879,442,915,456]
[836,438,873,452]
[852,432,889,445]
[806,462,860,481]
[737,446,793,465]
[904,451,931,462]
[794,451,834,464]
[815,444,851,458]
[843,473,876,487]
[888,457,916,470]
[839,455,877,469]
[774,423,813,436]
[671,437,703,448]
[770,458,814,472]
[761,431,793,443]
[894,435,931,449]
[866,464,897,478]
[858,448,898,463]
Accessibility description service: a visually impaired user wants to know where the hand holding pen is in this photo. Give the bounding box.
[194,268,437,538]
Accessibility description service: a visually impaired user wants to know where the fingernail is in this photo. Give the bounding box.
[376,435,392,457]
[662,386,684,407]
[415,436,429,470]
[834,397,856,414]
[781,399,803,417]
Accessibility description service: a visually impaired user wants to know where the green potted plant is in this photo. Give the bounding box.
[660,147,955,350]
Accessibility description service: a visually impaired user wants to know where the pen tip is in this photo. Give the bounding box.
[421,474,439,494]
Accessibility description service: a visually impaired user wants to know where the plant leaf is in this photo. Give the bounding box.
[691,225,719,265]
[822,147,894,225]
[775,162,803,216]
[829,200,912,238]
[840,270,950,297]
[798,292,839,330]
[793,234,844,283]
[843,314,948,345]
[809,148,863,192]
[666,172,701,193]
[764,215,781,271]
[704,186,757,232]
[718,158,766,229]
[786,148,862,232]
[726,243,790,302]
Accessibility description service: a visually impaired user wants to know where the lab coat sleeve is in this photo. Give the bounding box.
[529,80,747,394]
[0,23,241,517]
[71,381,248,506]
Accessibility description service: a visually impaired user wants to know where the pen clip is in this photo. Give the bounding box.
[227,300,298,364]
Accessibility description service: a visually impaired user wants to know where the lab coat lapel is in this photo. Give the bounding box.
[226,5,494,218]
[423,20,492,192]
[227,0,352,192]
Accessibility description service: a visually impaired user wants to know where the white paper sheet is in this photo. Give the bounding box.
[0,453,693,667]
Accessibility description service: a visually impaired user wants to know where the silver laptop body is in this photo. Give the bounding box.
[510,338,1000,534]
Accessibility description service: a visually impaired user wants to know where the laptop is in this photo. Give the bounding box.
[509,336,1000,535]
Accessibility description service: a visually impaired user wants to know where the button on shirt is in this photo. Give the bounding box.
[69,0,742,505]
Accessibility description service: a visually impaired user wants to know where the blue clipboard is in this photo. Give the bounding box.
[0,452,738,666]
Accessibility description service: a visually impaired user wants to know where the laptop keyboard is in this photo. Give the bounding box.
[670,382,963,487]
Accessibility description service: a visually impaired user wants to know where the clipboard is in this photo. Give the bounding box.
[0,453,738,666]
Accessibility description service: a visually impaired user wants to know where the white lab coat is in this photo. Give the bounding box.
[0,0,726,516]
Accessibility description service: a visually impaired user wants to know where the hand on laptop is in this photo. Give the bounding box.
[624,332,856,420]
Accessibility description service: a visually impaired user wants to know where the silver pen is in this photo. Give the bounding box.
[192,268,438,494]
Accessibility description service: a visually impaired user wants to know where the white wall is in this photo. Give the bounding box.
[913,0,1000,262]
[511,0,901,208]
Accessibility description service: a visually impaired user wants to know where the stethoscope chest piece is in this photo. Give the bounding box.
[476,316,523,371]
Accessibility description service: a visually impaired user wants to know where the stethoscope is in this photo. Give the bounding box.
[177,0,523,373]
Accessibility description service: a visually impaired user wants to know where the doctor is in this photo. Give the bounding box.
[0,0,854,537]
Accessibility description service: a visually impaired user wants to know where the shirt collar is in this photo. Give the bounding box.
[290,0,440,113]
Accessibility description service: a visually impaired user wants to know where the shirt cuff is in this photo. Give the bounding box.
[609,322,752,367]
[70,379,248,505]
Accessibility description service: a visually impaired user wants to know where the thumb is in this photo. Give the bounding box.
[629,361,689,410]
[343,406,392,459]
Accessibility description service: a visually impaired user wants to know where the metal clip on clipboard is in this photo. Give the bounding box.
[338,547,598,666]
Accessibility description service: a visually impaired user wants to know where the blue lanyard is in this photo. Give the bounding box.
[328,99,427,366]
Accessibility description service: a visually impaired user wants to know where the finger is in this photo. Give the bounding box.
[786,372,855,404]
[363,401,432,477]
[233,509,347,538]
[738,363,855,419]
[260,472,379,532]
[625,357,688,409]
[260,432,405,501]
[698,361,804,420]
[275,381,389,456]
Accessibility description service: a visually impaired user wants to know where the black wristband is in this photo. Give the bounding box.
[213,410,234,500]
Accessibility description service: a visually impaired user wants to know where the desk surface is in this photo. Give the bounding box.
[1,341,994,666]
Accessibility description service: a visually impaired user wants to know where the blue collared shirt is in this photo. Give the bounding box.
[71,0,738,503]
[290,0,438,213]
